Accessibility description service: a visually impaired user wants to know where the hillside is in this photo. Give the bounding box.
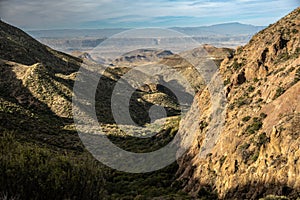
[0,18,237,199]
[176,7,300,199]
[0,20,187,199]
[1,7,299,199]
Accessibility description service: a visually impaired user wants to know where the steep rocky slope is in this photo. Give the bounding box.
[176,7,300,199]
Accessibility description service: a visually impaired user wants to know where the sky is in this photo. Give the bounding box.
[0,0,299,30]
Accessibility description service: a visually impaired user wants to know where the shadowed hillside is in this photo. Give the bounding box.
[0,20,184,200]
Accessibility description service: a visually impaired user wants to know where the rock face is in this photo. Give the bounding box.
[176,7,300,199]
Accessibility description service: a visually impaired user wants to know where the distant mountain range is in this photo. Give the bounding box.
[27,22,265,38]
[24,22,265,53]
[172,22,265,36]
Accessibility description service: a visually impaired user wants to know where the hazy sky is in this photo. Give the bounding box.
[0,0,299,30]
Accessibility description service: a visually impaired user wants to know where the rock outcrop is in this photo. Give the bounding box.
[177,7,300,199]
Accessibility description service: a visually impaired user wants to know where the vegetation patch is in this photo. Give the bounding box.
[260,113,268,119]
[242,116,251,122]
[253,78,259,83]
[292,67,300,85]
[232,60,243,70]
[224,78,231,86]
[239,143,250,151]
[245,117,263,134]
[0,132,107,200]
[247,86,255,93]
[273,87,286,99]
[236,97,251,108]
[199,120,209,131]
[251,151,259,162]
[256,132,270,147]
[0,130,194,199]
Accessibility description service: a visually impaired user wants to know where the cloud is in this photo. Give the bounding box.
[0,0,298,29]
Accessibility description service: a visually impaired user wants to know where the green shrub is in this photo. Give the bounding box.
[257,98,264,103]
[232,61,243,70]
[253,117,260,122]
[295,47,300,55]
[228,104,235,110]
[260,113,268,119]
[199,121,209,131]
[236,97,250,108]
[257,90,262,96]
[275,48,300,64]
[292,29,299,34]
[239,143,250,151]
[247,86,255,92]
[242,116,251,122]
[256,132,270,147]
[273,67,285,75]
[251,151,259,162]
[274,87,286,99]
[292,67,300,85]
[224,78,231,86]
[246,119,263,134]
[287,66,295,73]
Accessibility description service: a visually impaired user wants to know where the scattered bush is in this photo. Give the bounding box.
[257,98,264,103]
[239,143,250,151]
[236,97,251,108]
[273,67,285,75]
[228,104,235,110]
[274,87,286,99]
[292,29,299,34]
[260,113,268,119]
[242,116,251,122]
[253,78,259,83]
[257,90,262,96]
[256,132,270,147]
[295,47,300,55]
[253,117,260,122]
[232,61,243,70]
[224,79,231,86]
[247,86,255,92]
[292,67,300,85]
[199,121,209,131]
[287,66,295,73]
[246,119,263,134]
[251,151,259,162]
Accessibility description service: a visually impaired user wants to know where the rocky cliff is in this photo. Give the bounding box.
[176,7,300,199]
